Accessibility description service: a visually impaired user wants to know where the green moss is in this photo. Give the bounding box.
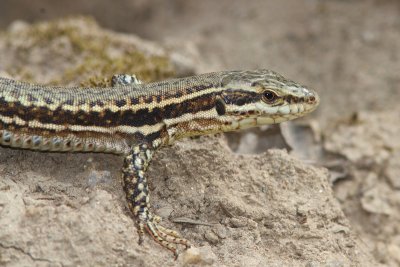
[3,16,175,86]
[66,50,175,87]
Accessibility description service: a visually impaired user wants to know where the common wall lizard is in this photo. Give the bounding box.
[0,69,319,257]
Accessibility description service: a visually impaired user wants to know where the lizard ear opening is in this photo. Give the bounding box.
[215,98,226,116]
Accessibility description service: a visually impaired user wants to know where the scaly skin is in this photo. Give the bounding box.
[0,69,319,256]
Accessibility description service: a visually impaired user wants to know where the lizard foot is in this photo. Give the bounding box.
[138,214,191,258]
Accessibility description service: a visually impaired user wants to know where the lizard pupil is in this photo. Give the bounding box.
[263,90,277,102]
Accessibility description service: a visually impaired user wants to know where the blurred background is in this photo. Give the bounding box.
[1,1,399,266]
[1,0,400,127]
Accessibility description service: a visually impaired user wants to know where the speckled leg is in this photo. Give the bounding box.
[122,143,191,257]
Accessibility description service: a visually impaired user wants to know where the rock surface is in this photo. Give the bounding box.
[0,1,399,265]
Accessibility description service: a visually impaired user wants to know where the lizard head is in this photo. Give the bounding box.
[215,69,320,131]
[164,69,319,143]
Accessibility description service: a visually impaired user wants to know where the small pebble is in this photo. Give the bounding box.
[180,246,216,266]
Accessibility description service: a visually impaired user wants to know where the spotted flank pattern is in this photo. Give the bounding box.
[0,69,319,257]
[0,130,129,153]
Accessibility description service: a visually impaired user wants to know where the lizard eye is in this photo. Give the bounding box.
[262,90,277,103]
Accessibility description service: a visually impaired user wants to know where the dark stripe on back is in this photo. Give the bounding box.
[0,92,216,129]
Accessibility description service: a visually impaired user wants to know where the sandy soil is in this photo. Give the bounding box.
[0,1,399,266]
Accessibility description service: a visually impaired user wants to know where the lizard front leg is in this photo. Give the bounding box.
[122,143,191,257]
[111,74,142,86]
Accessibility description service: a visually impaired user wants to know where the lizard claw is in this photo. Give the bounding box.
[137,213,191,257]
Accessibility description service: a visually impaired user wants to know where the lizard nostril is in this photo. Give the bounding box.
[309,96,315,102]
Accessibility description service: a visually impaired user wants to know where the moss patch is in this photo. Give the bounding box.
[2,16,175,86]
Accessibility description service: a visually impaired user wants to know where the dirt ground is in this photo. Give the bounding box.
[0,1,399,266]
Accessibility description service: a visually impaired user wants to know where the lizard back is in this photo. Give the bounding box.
[0,73,223,154]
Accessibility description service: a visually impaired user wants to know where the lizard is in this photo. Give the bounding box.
[0,69,319,257]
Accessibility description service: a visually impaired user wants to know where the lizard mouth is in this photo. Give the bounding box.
[276,90,320,117]
[242,95,320,127]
